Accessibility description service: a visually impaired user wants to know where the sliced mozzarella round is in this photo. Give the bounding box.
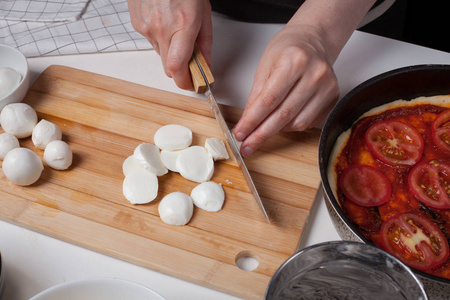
[122,155,145,176]
[133,143,168,176]
[32,119,62,150]
[205,138,229,161]
[176,146,214,183]
[158,192,193,226]
[123,168,158,204]
[160,149,182,172]
[43,140,72,170]
[2,147,43,186]
[191,181,225,212]
[154,124,192,151]
[0,132,20,160]
[0,103,38,138]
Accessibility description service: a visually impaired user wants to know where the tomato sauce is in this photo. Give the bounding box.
[335,104,450,279]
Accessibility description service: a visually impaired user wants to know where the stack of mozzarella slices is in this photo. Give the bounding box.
[122,124,229,226]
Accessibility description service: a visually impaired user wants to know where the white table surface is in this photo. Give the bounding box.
[1,13,450,300]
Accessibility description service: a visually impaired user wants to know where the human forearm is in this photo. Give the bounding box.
[288,0,376,64]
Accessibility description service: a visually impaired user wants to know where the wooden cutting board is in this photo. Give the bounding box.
[0,65,321,299]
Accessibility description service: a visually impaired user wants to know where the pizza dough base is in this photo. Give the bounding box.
[327,95,450,200]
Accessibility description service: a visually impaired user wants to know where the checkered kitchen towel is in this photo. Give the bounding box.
[0,0,152,57]
[0,0,90,22]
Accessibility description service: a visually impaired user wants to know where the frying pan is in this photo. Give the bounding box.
[319,64,450,299]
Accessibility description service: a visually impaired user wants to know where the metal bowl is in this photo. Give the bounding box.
[319,64,450,299]
[0,252,4,299]
[265,241,427,300]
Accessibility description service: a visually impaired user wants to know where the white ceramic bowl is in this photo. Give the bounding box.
[29,277,166,300]
[0,44,30,111]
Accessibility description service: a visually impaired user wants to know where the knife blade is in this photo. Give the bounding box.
[189,44,270,224]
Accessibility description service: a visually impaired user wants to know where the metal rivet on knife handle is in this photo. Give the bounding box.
[188,43,214,94]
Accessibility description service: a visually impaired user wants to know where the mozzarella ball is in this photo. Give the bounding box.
[32,119,62,150]
[0,67,22,99]
[191,181,225,212]
[0,132,20,159]
[158,192,193,226]
[154,124,192,151]
[43,140,72,170]
[0,103,38,138]
[2,147,43,186]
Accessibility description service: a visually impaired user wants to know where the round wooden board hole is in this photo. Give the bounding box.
[235,250,259,271]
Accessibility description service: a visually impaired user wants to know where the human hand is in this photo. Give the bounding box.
[233,23,339,157]
[127,0,213,90]
[233,0,376,157]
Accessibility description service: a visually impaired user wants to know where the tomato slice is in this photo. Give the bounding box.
[339,164,391,207]
[432,109,450,153]
[365,120,424,166]
[380,212,449,271]
[408,160,450,209]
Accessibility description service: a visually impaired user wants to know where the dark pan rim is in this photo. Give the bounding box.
[319,64,450,285]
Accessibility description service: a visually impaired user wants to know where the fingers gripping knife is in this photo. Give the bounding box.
[188,44,270,224]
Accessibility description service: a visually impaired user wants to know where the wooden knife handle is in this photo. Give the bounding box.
[188,43,214,93]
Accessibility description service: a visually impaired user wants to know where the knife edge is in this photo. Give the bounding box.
[190,50,271,224]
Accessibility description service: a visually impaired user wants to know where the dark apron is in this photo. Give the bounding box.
[210,0,406,40]
[210,0,387,23]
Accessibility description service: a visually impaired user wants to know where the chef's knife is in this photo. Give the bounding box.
[189,44,270,224]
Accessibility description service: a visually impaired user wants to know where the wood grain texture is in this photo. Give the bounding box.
[188,43,214,93]
[0,66,322,299]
